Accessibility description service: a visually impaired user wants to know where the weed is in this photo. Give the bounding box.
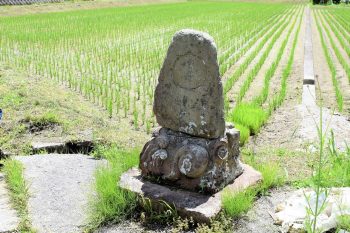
[171,217,194,233]
[140,197,178,225]
[195,213,233,233]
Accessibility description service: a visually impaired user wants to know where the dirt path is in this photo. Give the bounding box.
[15,154,105,233]
[234,187,294,233]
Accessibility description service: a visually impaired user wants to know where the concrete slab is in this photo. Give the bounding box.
[0,173,19,233]
[119,164,262,223]
[303,7,315,85]
[16,154,105,233]
[302,84,316,107]
[302,7,316,107]
[31,142,66,154]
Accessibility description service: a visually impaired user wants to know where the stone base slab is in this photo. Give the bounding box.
[119,164,262,223]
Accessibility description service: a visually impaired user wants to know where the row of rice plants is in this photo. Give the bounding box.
[314,9,343,112]
[223,7,294,95]
[328,7,350,36]
[267,8,303,115]
[319,11,350,85]
[251,6,302,107]
[229,5,303,144]
[219,8,291,76]
[0,2,290,130]
[323,12,350,61]
[235,6,300,104]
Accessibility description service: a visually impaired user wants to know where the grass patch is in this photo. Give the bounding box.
[2,159,35,232]
[86,145,140,232]
[255,162,285,194]
[23,111,61,128]
[222,187,256,218]
[229,103,268,134]
[222,149,285,218]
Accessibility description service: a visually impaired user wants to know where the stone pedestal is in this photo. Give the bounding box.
[120,165,262,223]
[140,126,243,193]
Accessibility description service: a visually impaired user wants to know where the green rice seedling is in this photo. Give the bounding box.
[318,12,350,84]
[229,103,268,134]
[107,99,113,118]
[220,9,289,76]
[236,12,293,104]
[252,7,300,106]
[314,10,343,112]
[324,12,350,60]
[223,9,293,94]
[268,6,303,114]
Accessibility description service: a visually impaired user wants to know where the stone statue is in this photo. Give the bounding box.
[140,29,243,194]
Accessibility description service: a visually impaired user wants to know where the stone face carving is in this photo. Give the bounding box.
[140,29,243,194]
[153,29,225,139]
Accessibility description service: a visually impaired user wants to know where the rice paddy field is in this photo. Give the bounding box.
[1,1,350,232]
[1,2,349,139]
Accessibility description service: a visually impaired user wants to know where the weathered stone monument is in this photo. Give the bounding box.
[120,29,262,222]
[140,29,243,193]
